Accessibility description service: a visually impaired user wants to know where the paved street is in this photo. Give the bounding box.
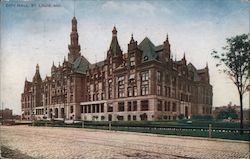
[1,126,249,159]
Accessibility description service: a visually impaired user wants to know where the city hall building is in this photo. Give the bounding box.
[21,17,213,121]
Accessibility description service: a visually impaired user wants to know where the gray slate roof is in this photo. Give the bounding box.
[138,37,157,61]
[72,56,90,74]
[89,61,105,69]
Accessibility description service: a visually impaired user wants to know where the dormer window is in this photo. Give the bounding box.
[130,56,135,67]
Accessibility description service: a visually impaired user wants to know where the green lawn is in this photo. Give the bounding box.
[32,120,250,141]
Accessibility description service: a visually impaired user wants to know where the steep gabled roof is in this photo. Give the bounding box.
[187,63,200,81]
[197,68,207,74]
[33,64,42,83]
[138,37,156,61]
[155,45,163,51]
[110,36,122,56]
[89,61,105,69]
[72,56,90,74]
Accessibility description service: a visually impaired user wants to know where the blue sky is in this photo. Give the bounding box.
[0,0,249,114]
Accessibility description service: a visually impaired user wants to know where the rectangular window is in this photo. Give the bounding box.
[133,115,137,121]
[128,115,131,121]
[133,86,137,96]
[157,100,162,111]
[141,71,149,95]
[81,106,84,113]
[96,104,100,113]
[88,105,91,113]
[101,104,104,112]
[141,71,149,81]
[128,87,133,97]
[118,102,125,112]
[157,71,161,83]
[128,102,132,111]
[157,85,161,95]
[166,87,171,97]
[172,88,176,98]
[141,85,149,95]
[118,76,125,98]
[133,101,137,111]
[167,102,171,111]
[117,115,124,121]
[164,101,167,111]
[141,100,149,111]
[84,106,87,113]
[172,102,177,112]
[107,103,113,112]
[108,79,112,99]
[92,105,96,113]
[172,77,176,88]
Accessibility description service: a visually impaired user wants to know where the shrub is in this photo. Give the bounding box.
[191,115,213,121]
[178,114,185,120]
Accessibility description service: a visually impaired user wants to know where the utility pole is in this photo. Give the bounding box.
[2,102,4,121]
[2,102,4,123]
[248,69,250,110]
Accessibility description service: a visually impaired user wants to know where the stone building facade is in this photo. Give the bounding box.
[0,108,13,120]
[21,17,213,121]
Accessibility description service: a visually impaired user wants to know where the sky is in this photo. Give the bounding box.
[0,0,249,114]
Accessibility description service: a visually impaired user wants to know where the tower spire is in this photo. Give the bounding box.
[130,33,134,43]
[36,63,39,71]
[112,26,117,37]
[68,16,81,63]
[109,26,122,57]
[33,63,41,83]
[163,33,171,60]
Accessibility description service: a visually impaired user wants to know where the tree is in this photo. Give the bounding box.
[178,114,185,120]
[211,34,250,134]
[216,108,238,120]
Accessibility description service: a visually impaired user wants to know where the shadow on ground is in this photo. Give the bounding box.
[1,146,35,159]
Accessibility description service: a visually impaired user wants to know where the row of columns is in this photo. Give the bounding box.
[46,107,65,119]
[83,104,104,113]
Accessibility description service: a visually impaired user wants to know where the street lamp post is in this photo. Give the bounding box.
[1,102,4,124]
